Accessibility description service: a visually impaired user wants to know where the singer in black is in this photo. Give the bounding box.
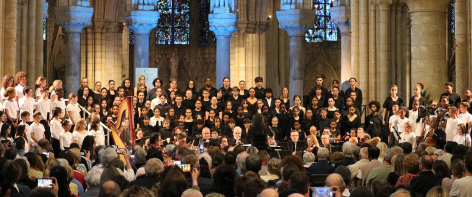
[365,101,382,138]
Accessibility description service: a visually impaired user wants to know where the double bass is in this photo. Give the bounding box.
[422,108,448,147]
[107,97,136,164]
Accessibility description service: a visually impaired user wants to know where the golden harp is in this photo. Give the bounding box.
[107,96,136,163]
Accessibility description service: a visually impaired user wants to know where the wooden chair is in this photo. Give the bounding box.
[309,174,329,187]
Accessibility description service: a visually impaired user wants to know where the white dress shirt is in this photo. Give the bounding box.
[150,116,164,127]
[67,103,81,125]
[15,85,25,99]
[60,132,73,150]
[50,118,64,140]
[53,99,67,118]
[29,122,45,145]
[36,98,53,120]
[19,96,36,121]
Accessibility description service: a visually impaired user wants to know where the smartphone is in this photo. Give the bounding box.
[199,143,204,153]
[10,142,16,148]
[116,148,126,155]
[80,151,85,156]
[178,164,191,172]
[309,187,333,197]
[37,178,54,188]
[112,145,118,149]
[174,161,182,165]
[130,155,135,160]
[43,152,49,158]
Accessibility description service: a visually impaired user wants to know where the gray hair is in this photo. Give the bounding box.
[246,147,259,155]
[303,152,316,163]
[360,147,369,159]
[205,193,225,197]
[317,147,329,160]
[342,142,356,156]
[389,188,411,197]
[56,158,69,166]
[384,149,396,164]
[101,148,118,167]
[84,167,102,188]
[29,146,42,154]
[236,151,248,169]
[166,144,176,157]
[234,126,242,133]
[181,189,203,197]
[134,149,147,165]
[268,158,281,176]
[145,158,164,176]
[198,152,212,169]
[325,173,345,194]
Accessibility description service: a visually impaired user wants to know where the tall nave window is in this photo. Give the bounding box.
[156,0,190,45]
[305,0,338,42]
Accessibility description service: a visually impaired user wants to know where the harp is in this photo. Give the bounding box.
[107,97,136,163]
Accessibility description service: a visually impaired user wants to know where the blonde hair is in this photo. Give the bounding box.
[49,80,62,92]
[75,119,87,131]
[35,77,46,89]
[392,154,406,176]
[137,75,146,88]
[15,71,26,83]
[70,148,82,161]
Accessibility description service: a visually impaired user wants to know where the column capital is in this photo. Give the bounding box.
[331,6,351,34]
[276,9,316,37]
[124,10,160,35]
[404,0,451,13]
[378,0,392,9]
[44,0,49,19]
[209,13,238,37]
[55,6,94,33]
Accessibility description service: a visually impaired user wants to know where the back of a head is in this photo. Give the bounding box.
[444,141,458,153]
[29,187,56,197]
[212,164,237,197]
[99,181,121,197]
[389,188,412,197]
[465,154,472,173]
[2,161,21,184]
[420,155,433,170]
[350,186,373,197]
[325,173,345,194]
[400,142,412,154]
[145,158,164,177]
[334,166,351,187]
[243,178,267,197]
[317,147,329,160]
[122,185,154,197]
[257,188,278,197]
[245,154,262,174]
[289,172,309,195]
[160,169,188,197]
[371,179,392,197]
[368,146,380,160]
[181,189,203,197]
[224,151,237,166]
[282,164,300,181]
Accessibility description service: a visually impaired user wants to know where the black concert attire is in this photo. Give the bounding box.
[199,86,218,99]
[254,87,265,100]
[440,92,461,107]
[344,87,363,105]
[382,96,404,142]
[409,96,427,110]
[365,113,383,138]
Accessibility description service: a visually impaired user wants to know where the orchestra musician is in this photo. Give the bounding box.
[232,126,247,145]
[202,127,212,144]
[288,130,299,152]
[305,135,319,153]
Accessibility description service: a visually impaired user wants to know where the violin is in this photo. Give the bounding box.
[306,143,317,153]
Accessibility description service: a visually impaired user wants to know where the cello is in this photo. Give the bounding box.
[107,97,136,164]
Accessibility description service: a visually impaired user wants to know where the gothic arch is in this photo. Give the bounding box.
[304,61,340,95]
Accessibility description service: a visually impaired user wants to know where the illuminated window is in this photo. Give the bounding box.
[305,0,338,42]
[156,0,190,45]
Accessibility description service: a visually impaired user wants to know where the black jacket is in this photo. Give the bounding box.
[365,113,383,138]
[129,175,160,189]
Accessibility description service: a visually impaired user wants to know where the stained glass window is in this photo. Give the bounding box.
[129,29,135,44]
[450,1,455,34]
[156,0,190,45]
[43,19,46,40]
[306,0,338,42]
[199,0,216,46]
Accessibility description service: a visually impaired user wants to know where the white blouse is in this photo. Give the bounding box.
[50,119,64,140]
[72,130,91,146]
[453,134,471,146]
[60,132,73,150]
[3,100,19,120]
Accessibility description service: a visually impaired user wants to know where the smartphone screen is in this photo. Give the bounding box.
[199,143,204,153]
[178,164,191,172]
[116,148,126,155]
[309,187,333,197]
[37,178,54,188]
[80,151,85,156]
[174,161,182,165]
[10,142,16,148]
[112,145,118,149]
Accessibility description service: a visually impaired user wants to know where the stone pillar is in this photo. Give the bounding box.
[378,0,391,96]
[331,5,351,91]
[277,9,316,105]
[209,0,238,88]
[124,10,159,69]
[455,0,467,97]
[209,14,237,88]
[369,0,377,101]
[351,0,359,80]
[35,0,48,81]
[55,6,93,95]
[404,0,450,100]
[27,0,36,86]
[359,0,369,101]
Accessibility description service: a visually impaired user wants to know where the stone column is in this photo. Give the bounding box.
[404,0,450,100]
[456,0,467,97]
[209,13,237,88]
[35,0,48,82]
[277,9,316,105]
[369,0,377,101]
[27,0,36,86]
[125,10,159,69]
[378,0,391,96]
[351,0,360,80]
[55,6,93,95]
[331,6,351,91]
[359,0,369,101]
